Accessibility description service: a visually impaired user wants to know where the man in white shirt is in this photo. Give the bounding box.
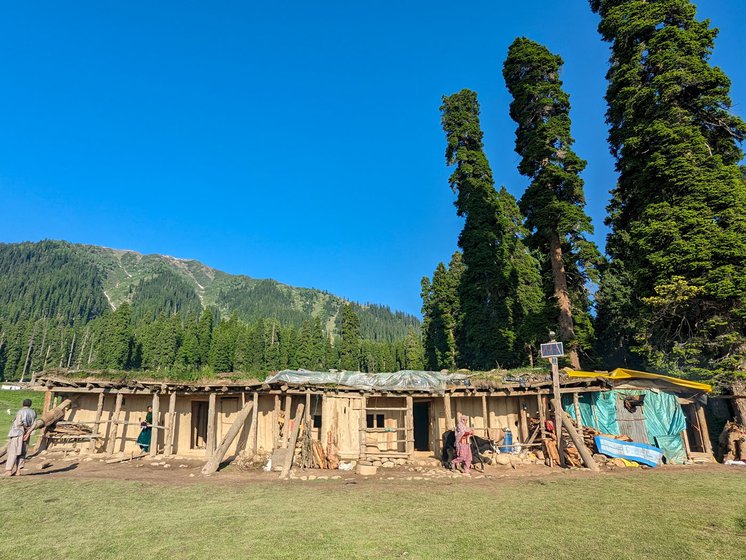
[4,399,37,476]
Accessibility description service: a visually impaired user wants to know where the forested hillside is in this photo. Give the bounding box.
[0,240,421,380]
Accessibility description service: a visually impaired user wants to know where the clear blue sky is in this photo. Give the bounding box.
[1,1,744,317]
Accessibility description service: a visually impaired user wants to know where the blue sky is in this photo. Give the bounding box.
[1,1,744,317]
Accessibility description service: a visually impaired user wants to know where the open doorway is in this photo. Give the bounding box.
[191,401,208,449]
[413,401,431,451]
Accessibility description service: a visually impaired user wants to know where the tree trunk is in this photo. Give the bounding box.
[731,378,746,425]
[549,232,580,369]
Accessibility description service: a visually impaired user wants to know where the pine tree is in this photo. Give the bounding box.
[197,308,213,367]
[103,303,132,369]
[503,37,601,369]
[591,0,746,376]
[421,252,463,370]
[338,304,361,371]
[441,90,529,369]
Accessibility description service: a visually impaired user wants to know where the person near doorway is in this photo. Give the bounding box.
[451,415,473,473]
[4,399,37,476]
[136,405,153,452]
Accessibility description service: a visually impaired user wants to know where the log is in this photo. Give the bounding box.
[554,400,599,472]
[205,393,217,457]
[149,392,160,458]
[165,392,177,456]
[1,397,77,462]
[279,403,305,480]
[106,393,124,455]
[201,399,255,475]
[89,393,105,453]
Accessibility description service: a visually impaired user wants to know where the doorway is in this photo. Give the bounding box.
[191,401,208,449]
[413,401,431,451]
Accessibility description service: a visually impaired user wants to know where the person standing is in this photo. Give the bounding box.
[136,405,153,452]
[451,415,473,473]
[4,399,37,476]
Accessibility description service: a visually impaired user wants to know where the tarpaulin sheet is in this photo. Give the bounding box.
[565,389,687,464]
[566,368,712,393]
[265,370,469,392]
[563,391,619,435]
[594,436,663,467]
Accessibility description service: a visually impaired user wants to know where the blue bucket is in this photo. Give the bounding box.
[500,428,513,453]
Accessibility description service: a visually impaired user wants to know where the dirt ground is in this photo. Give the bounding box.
[8,449,735,488]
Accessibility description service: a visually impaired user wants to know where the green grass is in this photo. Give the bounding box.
[0,470,744,559]
[0,389,41,440]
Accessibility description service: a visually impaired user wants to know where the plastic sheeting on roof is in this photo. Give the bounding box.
[265,370,470,392]
[566,367,712,393]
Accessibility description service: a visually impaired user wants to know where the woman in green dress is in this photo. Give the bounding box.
[136,405,153,452]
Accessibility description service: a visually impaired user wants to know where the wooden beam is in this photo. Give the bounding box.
[555,401,598,472]
[405,396,414,456]
[537,394,547,441]
[250,391,259,455]
[279,403,305,480]
[272,394,281,450]
[519,398,529,443]
[202,399,255,475]
[359,396,367,461]
[206,393,217,458]
[281,394,292,448]
[572,393,584,433]
[695,402,713,455]
[89,393,105,453]
[305,391,311,424]
[444,394,454,431]
[106,393,123,455]
[43,389,52,415]
[149,392,160,457]
[165,392,177,457]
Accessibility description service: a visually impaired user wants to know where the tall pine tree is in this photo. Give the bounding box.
[590,0,746,377]
[421,251,463,371]
[338,304,361,371]
[441,90,531,369]
[503,37,601,369]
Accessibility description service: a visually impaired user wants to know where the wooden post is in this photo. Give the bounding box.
[250,391,259,455]
[106,393,123,455]
[405,396,414,456]
[279,403,305,480]
[359,396,367,461]
[89,393,105,453]
[165,392,177,457]
[572,393,584,433]
[550,357,565,466]
[537,394,546,440]
[201,399,255,475]
[149,392,160,457]
[695,402,713,455]
[206,393,217,457]
[519,399,529,443]
[281,394,292,448]
[681,429,692,460]
[555,402,599,472]
[444,393,454,431]
[43,389,52,415]
[272,394,281,450]
[305,391,311,424]
[481,395,488,435]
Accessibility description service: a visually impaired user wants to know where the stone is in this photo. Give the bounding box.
[494,455,511,466]
[331,475,342,480]
[357,464,378,476]
[308,475,317,481]
[372,460,382,467]
[189,473,195,477]
[300,476,308,481]
[382,461,394,468]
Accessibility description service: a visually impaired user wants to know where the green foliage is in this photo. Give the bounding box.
[421,252,462,370]
[591,0,746,377]
[503,37,601,364]
[440,90,541,369]
[338,304,361,370]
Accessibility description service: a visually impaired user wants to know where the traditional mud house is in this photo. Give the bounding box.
[30,368,713,465]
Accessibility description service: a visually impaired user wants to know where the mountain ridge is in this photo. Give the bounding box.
[0,239,419,341]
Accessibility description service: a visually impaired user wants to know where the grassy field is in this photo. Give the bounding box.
[0,389,42,440]
[0,469,744,559]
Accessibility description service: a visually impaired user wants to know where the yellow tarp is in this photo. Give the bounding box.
[566,367,712,393]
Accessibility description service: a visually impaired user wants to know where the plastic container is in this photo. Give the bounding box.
[500,428,513,453]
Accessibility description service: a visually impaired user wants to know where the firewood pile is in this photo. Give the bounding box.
[719,421,746,462]
[300,420,328,469]
[48,423,93,437]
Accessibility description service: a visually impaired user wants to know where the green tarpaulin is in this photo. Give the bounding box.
[563,389,687,464]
